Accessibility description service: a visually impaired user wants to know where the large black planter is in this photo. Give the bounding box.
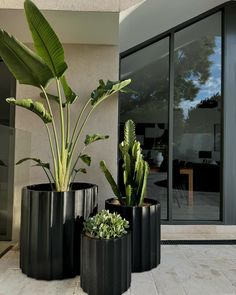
[80,232,131,295]
[105,198,160,272]
[20,182,98,280]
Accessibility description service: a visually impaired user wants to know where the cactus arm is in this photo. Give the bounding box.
[139,161,149,206]
[124,120,136,151]
[100,161,123,203]
[125,184,132,206]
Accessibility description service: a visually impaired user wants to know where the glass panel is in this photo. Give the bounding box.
[173,12,222,220]
[0,125,30,240]
[120,37,169,219]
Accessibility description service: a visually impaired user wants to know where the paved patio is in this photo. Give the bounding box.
[1,244,236,295]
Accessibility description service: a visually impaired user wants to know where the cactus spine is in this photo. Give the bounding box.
[100,120,149,206]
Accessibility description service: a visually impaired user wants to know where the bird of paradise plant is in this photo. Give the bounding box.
[0,0,131,191]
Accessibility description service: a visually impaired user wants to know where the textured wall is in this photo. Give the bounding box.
[0,0,143,12]
[13,44,119,241]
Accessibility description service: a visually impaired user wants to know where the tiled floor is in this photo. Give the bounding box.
[1,244,236,295]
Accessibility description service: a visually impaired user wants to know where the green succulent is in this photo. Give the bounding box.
[100,119,149,206]
[83,210,129,239]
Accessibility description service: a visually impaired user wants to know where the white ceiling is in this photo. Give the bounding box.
[119,0,230,52]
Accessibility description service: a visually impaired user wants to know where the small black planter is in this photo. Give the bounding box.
[105,198,160,272]
[80,232,131,295]
[20,182,98,280]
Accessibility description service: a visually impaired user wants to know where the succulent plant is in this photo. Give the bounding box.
[100,119,149,206]
[83,210,129,239]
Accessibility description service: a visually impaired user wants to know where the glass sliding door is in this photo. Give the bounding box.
[172,12,222,220]
[120,37,169,219]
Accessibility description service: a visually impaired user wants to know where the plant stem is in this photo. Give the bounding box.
[41,86,61,168]
[66,103,70,148]
[69,99,91,152]
[45,124,59,190]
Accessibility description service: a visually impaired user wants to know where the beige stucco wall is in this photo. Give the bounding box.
[0,0,143,12]
[13,44,119,241]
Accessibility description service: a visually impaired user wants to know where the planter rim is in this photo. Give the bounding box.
[23,182,98,193]
[82,230,131,242]
[105,197,160,208]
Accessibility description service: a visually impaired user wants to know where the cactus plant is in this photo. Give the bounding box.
[100,119,149,206]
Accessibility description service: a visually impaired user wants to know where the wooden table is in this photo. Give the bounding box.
[179,168,193,206]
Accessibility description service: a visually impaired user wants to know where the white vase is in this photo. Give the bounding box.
[156,152,164,168]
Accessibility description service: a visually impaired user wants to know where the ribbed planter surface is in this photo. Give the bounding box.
[20,183,98,280]
[80,232,131,295]
[105,198,160,272]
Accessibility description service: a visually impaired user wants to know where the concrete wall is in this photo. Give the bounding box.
[0,0,143,12]
[13,44,119,241]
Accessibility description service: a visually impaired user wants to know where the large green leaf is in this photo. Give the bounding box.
[91,79,131,106]
[6,98,52,124]
[60,76,78,104]
[80,154,91,166]
[24,0,67,77]
[16,157,50,170]
[84,134,109,146]
[0,29,53,88]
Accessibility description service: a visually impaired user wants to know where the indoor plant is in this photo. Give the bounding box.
[80,210,131,295]
[100,119,161,272]
[0,0,130,280]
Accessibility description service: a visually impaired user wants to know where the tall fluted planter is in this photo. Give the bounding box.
[80,232,131,295]
[20,183,98,280]
[105,198,160,272]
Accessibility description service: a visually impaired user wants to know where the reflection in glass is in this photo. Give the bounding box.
[120,38,169,219]
[172,12,222,220]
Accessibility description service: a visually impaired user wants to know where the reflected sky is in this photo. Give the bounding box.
[179,37,221,120]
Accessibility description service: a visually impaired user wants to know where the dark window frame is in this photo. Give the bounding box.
[119,2,230,225]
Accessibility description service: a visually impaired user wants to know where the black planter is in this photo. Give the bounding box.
[20,182,98,280]
[105,198,160,272]
[80,232,131,295]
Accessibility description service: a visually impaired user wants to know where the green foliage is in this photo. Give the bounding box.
[60,76,78,104]
[6,98,52,124]
[0,29,53,88]
[0,0,131,191]
[24,0,67,77]
[91,79,131,106]
[84,134,109,146]
[80,154,91,166]
[83,210,129,239]
[100,161,122,203]
[100,120,149,206]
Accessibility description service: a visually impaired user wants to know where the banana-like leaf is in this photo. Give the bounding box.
[84,134,109,146]
[100,161,122,203]
[91,79,131,106]
[6,98,52,124]
[40,92,66,107]
[74,168,87,174]
[24,0,67,77]
[60,76,78,104]
[80,154,91,166]
[0,29,53,88]
[16,157,50,170]
[0,160,6,167]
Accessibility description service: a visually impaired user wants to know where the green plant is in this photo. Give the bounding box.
[100,119,149,206]
[83,210,129,239]
[0,0,131,191]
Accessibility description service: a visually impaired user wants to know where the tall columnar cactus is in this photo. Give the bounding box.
[100,120,149,206]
